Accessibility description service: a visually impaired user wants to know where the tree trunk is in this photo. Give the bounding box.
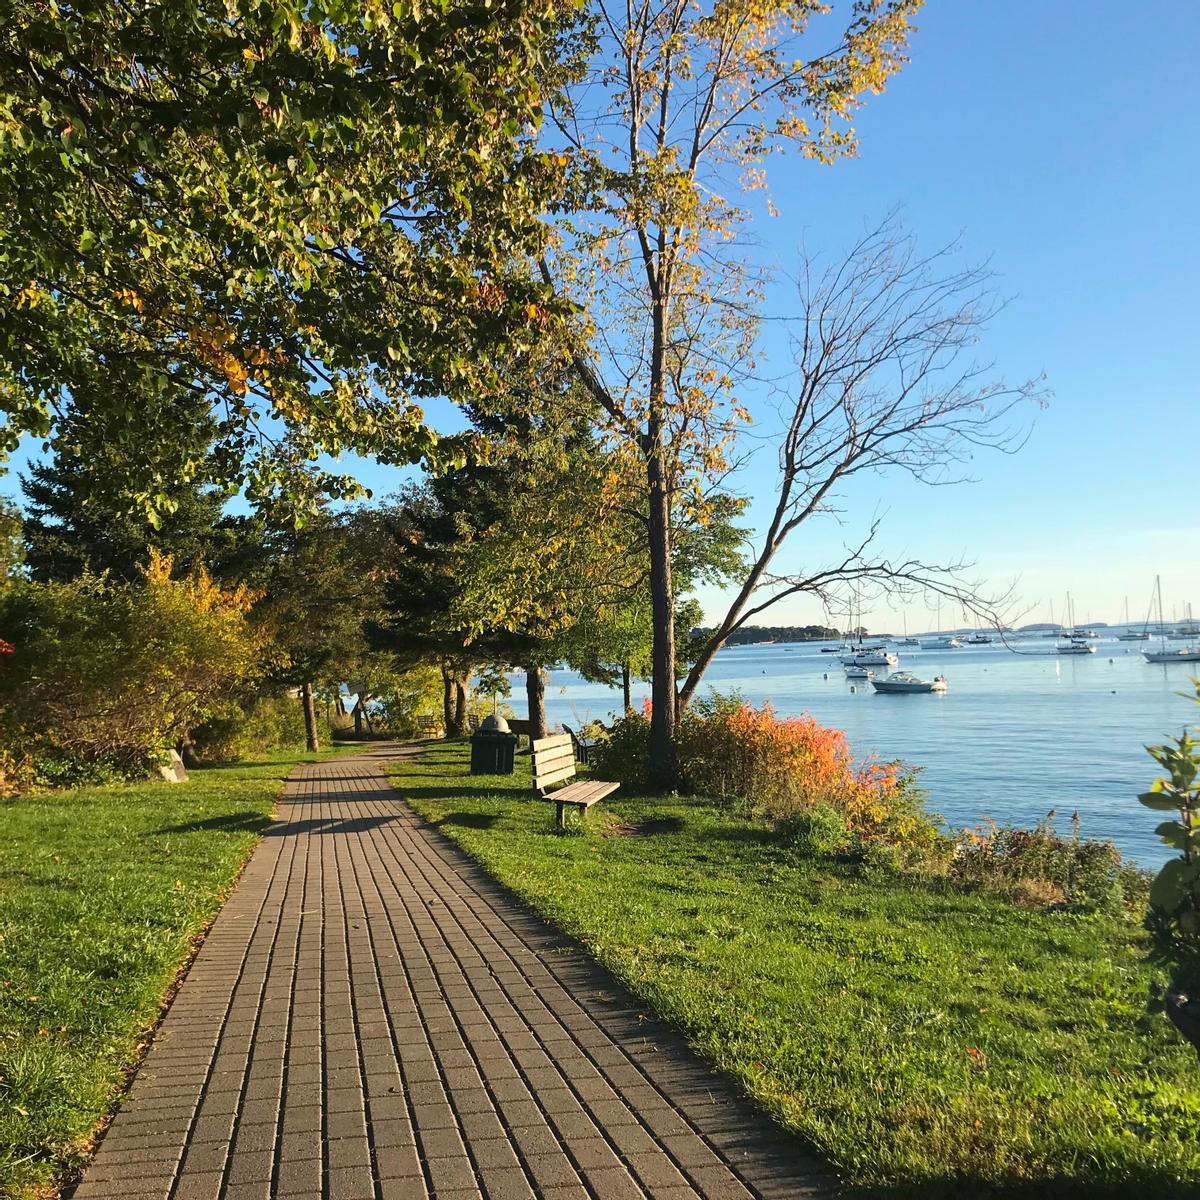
[646,439,678,790]
[453,679,468,735]
[621,662,632,714]
[301,681,320,752]
[353,699,363,737]
[441,662,454,737]
[526,666,547,740]
[177,729,201,770]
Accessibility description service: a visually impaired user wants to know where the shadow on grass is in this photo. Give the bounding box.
[610,816,686,838]
[153,811,273,835]
[433,812,499,831]
[706,824,779,847]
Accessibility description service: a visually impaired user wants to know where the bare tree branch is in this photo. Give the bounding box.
[678,220,1048,711]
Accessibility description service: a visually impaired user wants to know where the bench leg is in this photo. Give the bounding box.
[556,801,566,830]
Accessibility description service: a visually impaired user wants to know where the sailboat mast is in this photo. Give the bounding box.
[1157,575,1166,651]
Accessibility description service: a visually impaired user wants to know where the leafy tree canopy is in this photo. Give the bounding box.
[0,0,573,517]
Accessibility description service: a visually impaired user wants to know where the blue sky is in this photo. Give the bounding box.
[705,0,1200,632]
[4,1,1196,633]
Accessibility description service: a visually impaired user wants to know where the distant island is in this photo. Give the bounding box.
[696,624,841,645]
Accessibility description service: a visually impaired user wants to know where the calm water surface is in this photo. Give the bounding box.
[538,636,1200,867]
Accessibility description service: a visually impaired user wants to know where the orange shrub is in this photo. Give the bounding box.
[677,694,913,840]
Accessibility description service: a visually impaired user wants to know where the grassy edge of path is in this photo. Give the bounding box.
[0,742,368,1200]
[389,739,1200,1200]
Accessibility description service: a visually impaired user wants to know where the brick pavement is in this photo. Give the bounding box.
[72,744,838,1200]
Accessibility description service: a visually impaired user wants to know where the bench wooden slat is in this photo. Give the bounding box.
[532,744,575,772]
[548,780,619,806]
[532,733,573,753]
[533,763,576,789]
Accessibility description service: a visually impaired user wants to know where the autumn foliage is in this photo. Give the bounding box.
[592,693,920,843]
[676,696,905,836]
[0,552,263,781]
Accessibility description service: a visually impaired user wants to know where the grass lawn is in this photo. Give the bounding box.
[0,744,362,1200]
[390,740,1200,1199]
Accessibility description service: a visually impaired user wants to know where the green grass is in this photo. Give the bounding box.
[390,740,1200,1199]
[0,744,361,1200]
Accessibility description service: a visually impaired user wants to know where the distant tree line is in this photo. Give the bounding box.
[693,625,841,647]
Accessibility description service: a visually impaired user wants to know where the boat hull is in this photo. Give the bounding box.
[1144,650,1200,663]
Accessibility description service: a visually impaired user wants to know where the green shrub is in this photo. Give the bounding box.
[190,694,313,763]
[372,665,446,737]
[781,804,852,857]
[952,812,1138,912]
[1139,690,1200,1053]
[589,710,652,788]
[0,554,262,781]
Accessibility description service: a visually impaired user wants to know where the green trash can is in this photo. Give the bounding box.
[470,715,518,775]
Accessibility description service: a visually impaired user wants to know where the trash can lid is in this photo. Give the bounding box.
[480,714,511,733]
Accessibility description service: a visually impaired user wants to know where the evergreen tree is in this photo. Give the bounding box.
[21,448,233,583]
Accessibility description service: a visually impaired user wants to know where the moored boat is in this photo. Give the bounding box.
[843,648,899,667]
[1143,578,1200,663]
[844,663,874,679]
[1056,636,1096,655]
[1144,646,1200,663]
[871,671,948,694]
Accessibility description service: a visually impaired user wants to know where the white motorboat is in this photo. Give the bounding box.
[843,648,899,667]
[964,633,993,645]
[871,671,947,694]
[844,664,874,679]
[1143,577,1200,662]
[1056,636,1097,655]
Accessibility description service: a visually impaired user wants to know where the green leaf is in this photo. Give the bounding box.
[1150,858,1188,910]
[1154,820,1191,850]
[1138,789,1181,812]
[78,230,96,253]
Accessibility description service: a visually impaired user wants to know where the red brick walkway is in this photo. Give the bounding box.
[73,745,837,1199]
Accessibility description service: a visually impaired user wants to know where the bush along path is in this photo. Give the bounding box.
[72,742,836,1200]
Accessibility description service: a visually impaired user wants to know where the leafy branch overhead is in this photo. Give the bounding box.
[0,0,574,516]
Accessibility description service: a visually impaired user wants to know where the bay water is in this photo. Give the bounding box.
[539,635,1200,867]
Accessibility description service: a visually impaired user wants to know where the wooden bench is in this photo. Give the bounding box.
[531,733,619,828]
[561,723,595,765]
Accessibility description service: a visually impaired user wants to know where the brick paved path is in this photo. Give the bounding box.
[74,745,837,1200]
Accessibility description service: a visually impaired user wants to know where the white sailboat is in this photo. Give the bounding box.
[1144,578,1200,663]
[840,590,900,667]
[1117,594,1150,641]
[1056,593,1096,655]
[1169,603,1200,640]
[922,597,962,649]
